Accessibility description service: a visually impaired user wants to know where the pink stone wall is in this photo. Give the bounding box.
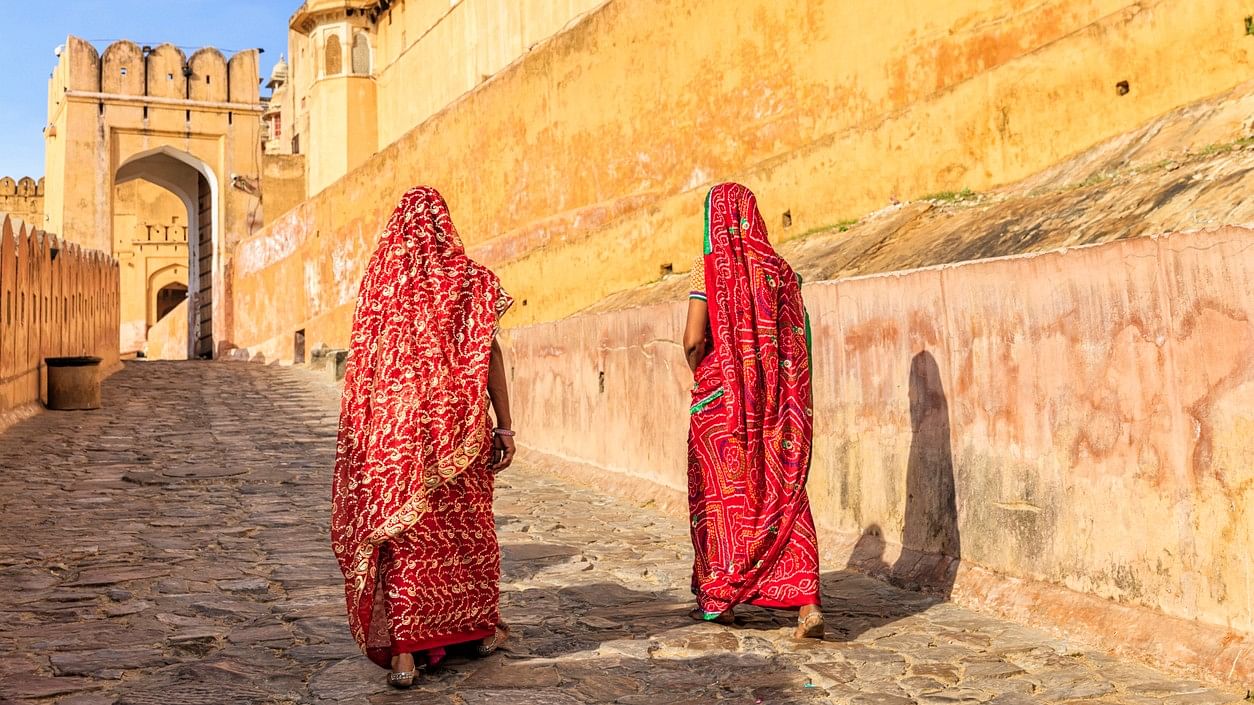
[0,215,120,426]
[505,226,1254,680]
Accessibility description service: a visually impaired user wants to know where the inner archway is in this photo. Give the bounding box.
[115,147,219,359]
[155,282,188,323]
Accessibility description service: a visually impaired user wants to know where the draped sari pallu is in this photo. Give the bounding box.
[688,183,821,617]
[331,186,512,668]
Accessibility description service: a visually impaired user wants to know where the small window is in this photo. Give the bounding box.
[167,72,174,80]
[324,34,342,76]
[352,33,371,75]
[120,67,128,76]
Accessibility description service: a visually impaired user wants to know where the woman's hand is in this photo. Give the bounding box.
[491,433,515,473]
[487,339,514,473]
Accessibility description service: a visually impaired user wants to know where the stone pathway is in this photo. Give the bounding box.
[0,363,1243,705]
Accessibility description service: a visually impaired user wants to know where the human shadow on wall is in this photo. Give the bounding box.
[822,350,961,640]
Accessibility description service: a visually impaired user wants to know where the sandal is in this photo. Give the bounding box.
[387,668,418,689]
[688,608,735,626]
[794,610,825,639]
[476,624,510,657]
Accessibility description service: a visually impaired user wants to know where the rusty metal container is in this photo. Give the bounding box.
[45,356,103,411]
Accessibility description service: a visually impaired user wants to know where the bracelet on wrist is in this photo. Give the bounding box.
[492,428,516,437]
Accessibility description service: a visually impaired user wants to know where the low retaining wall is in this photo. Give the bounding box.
[0,215,120,428]
[144,299,188,361]
[506,226,1254,682]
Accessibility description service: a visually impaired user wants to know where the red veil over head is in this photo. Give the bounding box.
[330,186,512,655]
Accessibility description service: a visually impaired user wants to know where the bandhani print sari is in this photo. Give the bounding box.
[331,186,512,668]
[687,182,821,617]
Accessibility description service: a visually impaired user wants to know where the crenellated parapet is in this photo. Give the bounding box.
[0,176,43,198]
[0,176,45,227]
[47,35,261,116]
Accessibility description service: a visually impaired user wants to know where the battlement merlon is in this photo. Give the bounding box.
[46,36,263,126]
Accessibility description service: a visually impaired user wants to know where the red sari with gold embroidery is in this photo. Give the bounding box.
[331,186,512,668]
[687,183,821,617]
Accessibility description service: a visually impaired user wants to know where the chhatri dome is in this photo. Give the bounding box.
[266,55,289,90]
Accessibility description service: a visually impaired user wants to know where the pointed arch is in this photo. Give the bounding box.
[352,32,372,75]
[116,146,219,358]
[324,33,343,76]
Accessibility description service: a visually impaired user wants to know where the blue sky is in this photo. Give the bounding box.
[0,0,293,178]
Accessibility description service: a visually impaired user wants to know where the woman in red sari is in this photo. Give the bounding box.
[683,182,824,639]
[331,186,515,688]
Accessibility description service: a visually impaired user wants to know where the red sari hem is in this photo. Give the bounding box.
[365,626,495,668]
[748,594,821,610]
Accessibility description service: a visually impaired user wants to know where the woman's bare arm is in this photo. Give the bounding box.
[487,338,515,472]
[683,298,710,373]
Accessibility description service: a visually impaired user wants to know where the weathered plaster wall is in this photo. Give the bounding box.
[260,155,308,226]
[0,177,44,227]
[369,0,607,153]
[0,215,120,427]
[231,0,1254,358]
[505,226,1254,682]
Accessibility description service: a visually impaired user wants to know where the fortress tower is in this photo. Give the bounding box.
[288,1,378,195]
[42,37,264,358]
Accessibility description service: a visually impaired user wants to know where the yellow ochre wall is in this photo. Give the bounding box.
[285,0,606,196]
[370,0,607,153]
[232,0,1254,360]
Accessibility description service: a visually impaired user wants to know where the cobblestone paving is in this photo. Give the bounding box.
[0,363,1243,705]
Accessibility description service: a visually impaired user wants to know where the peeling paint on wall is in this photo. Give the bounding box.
[237,207,309,277]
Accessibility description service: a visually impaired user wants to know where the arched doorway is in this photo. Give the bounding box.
[155,283,188,323]
[116,147,218,359]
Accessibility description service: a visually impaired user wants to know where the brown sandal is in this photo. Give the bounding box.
[476,624,510,657]
[689,608,735,626]
[794,610,825,639]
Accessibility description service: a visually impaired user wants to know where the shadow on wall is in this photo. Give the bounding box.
[848,350,961,596]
